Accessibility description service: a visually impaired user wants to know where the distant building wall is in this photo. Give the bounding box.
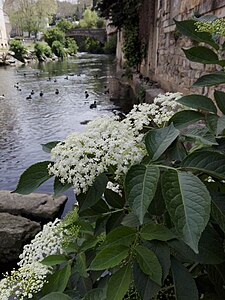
[0,0,8,48]
[116,0,225,95]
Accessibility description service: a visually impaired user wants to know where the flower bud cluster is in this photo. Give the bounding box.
[195,18,225,37]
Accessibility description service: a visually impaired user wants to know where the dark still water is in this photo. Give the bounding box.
[0,53,121,214]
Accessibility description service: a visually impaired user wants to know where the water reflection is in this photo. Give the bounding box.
[0,53,120,214]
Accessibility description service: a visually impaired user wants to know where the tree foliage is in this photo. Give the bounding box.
[8,0,57,36]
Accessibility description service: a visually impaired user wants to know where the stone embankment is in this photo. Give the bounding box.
[0,190,67,265]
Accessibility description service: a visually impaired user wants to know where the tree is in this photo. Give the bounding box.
[8,0,57,37]
[44,27,65,47]
[79,8,98,28]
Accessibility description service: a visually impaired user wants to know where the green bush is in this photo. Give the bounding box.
[44,45,52,58]
[104,34,117,54]
[65,38,78,55]
[34,42,52,61]
[9,39,27,62]
[44,27,65,47]
[51,40,65,58]
[56,18,73,32]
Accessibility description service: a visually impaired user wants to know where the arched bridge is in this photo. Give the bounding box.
[66,28,107,43]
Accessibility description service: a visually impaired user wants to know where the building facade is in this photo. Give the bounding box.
[117,0,225,95]
[0,0,8,48]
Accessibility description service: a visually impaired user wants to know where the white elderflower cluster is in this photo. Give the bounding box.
[49,115,147,195]
[0,219,63,300]
[18,218,63,266]
[195,18,225,37]
[0,262,51,300]
[123,92,183,133]
[106,181,122,196]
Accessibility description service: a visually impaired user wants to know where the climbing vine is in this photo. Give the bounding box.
[97,0,145,69]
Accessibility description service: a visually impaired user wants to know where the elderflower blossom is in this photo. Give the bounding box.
[0,219,63,300]
[0,262,51,300]
[49,115,146,195]
[18,218,63,267]
[123,92,183,133]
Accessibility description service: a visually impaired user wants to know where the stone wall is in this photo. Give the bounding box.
[116,0,225,96]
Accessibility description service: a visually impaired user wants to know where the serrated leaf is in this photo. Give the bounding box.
[214,90,225,114]
[121,213,140,227]
[135,245,162,285]
[169,110,204,129]
[76,252,88,277]
[182,150,225,180]
[133,262,161,300]
[77,173,108,212]
[174,19,219,49]
[183,127,218,146]
[43,264,71,294]
[182,46,225,66]
[83,288,106,300]
[89,245,129,271]
[193,72,225,87]
[206,264,225,299]
[140,223,176,242]
[145,124,180,161]
[54,177,72,196]
[100,226,136,250]
[41,141,61,153]
[104,189,125,208]
[171,256,198,300]
[125,164,159,224]
[145,241,171,281]
[161,170,211,253]
[107,263,132,300]
[205,114,219,134]
[168,225,225,265]
[177,94,217,113]
[41,254,68,266]
[40,292,72,300]
[13,161,53,194]
[216,115,225,136]
[211,192,225,234]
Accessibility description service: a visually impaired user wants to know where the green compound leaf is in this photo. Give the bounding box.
[89,245,129,271]
[171,256,198,300]
[77,173,108,212]
[135,245,162,286]
[100,226,136,250]
[83,288,106,300]
[107,263,132,300]
[145,124,180,161]
[174,19,219,50]
[41,255,68,266]
[140,223,176,242]
[125,164,160,224]
[40,292,72,300]
[182,150,225,180]
[176,94,217,113]
[182,46,225,66]
[54,177,72,197]
[13,161,53,194]
[211,192,225,234]
[43,264,71,294]
[41,141,61,153]
[161,170,211,253]
[214,90,225,115]
[193,72,225,87]
[169,110,204,129]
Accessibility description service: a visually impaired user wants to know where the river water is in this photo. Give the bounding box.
[0,53,123,214]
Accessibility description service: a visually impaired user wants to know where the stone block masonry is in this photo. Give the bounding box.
[116,0,225,96]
